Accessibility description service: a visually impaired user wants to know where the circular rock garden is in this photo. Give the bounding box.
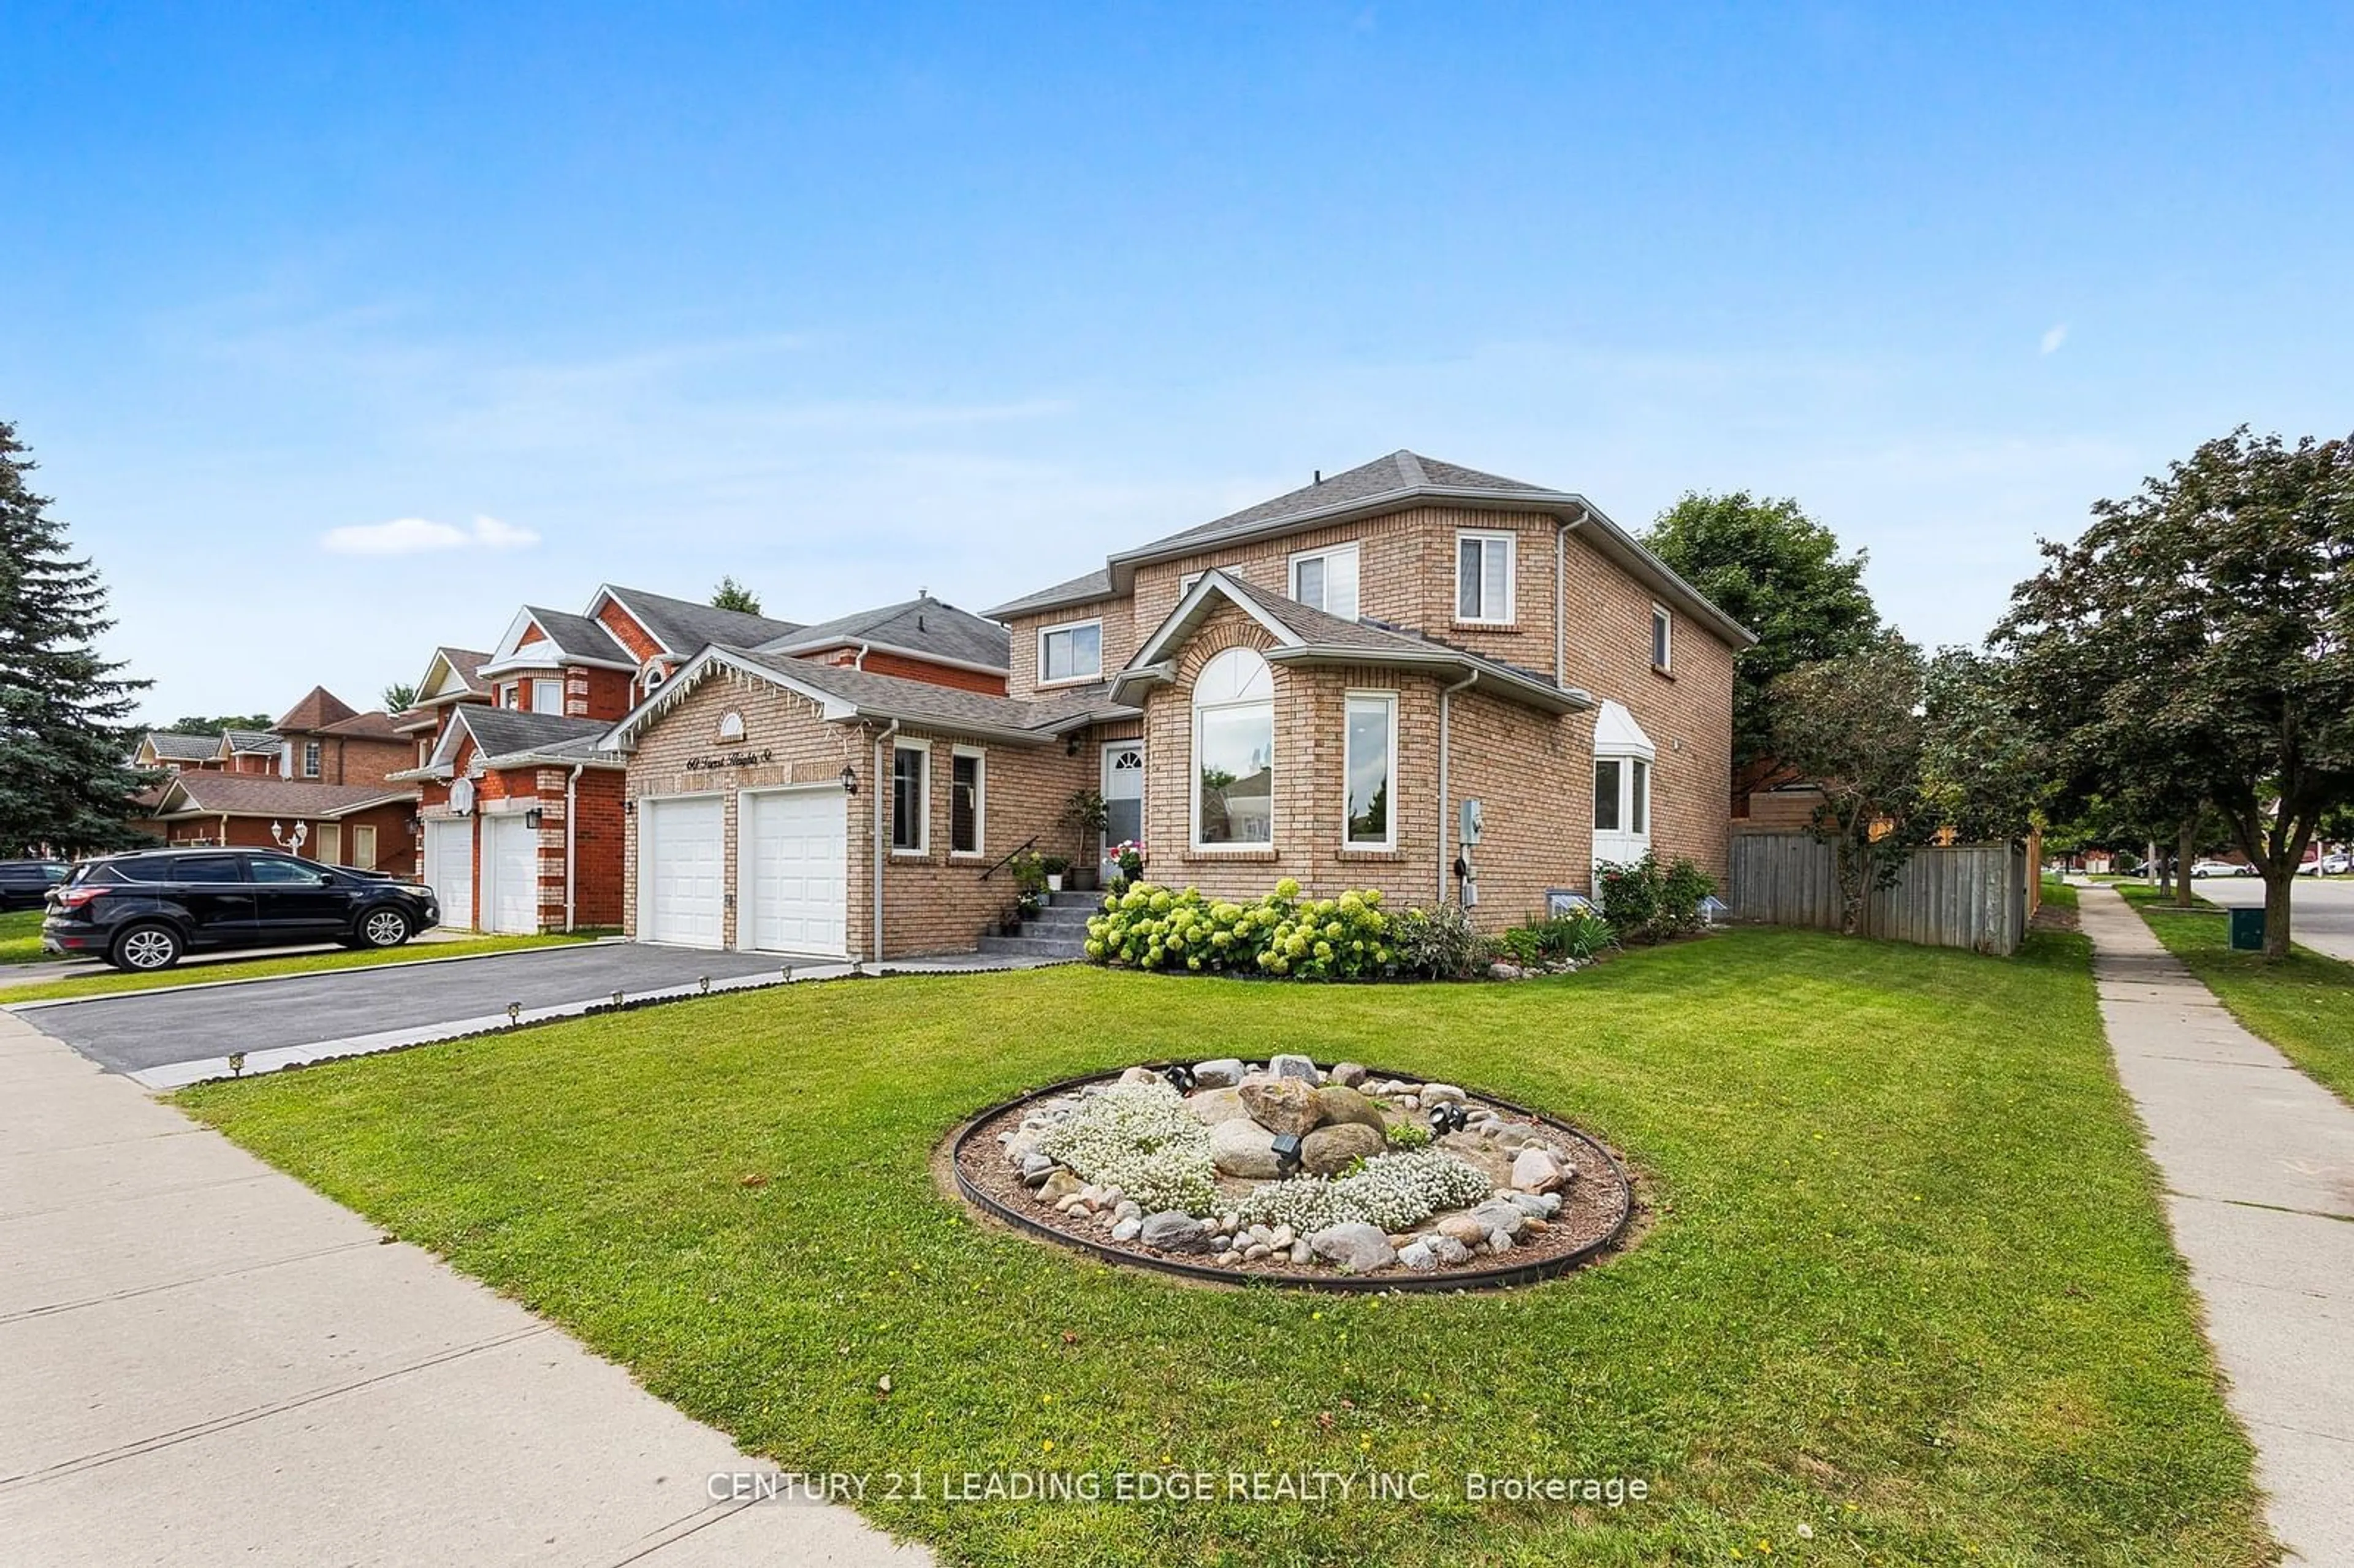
[951,1055,1636,1291]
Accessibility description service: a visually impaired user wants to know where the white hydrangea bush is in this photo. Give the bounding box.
[1236,1149,1494,1235]
[1035,1082,1219,1216]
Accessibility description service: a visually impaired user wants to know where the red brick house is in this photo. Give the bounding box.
[395,585,1009,934]
[148,774,417,871]
[271,687,414,787]
[600,452,1751,961]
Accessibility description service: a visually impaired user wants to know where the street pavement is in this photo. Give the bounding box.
[2188,873,2354,962]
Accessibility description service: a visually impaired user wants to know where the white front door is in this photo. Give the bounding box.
[1101,740,1144,875]
[481,813,541,934]
[424,818,474,930]
[641,795,725,948]
[740,787,848,957]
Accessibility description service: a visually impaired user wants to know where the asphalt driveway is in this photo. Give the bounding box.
[2190,873,2354,962]
[13,943,810,1078]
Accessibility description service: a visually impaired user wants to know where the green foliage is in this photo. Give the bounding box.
[1493,911,1619,967]
[1085,878,1394,978]
[1008,849,1047,894]
[709,575,763,614]
[381,682,419,714]
[1642,490,1881,771]
[0,421,156,855]
[1034,1081,1219,1215]
[1386,904,1488,980]
[1382,1118,1433,1149]
[1596,852,1715,943]
[1232,1149,1495,1235]
[1770,634,1934,934]
[165,713,273,736]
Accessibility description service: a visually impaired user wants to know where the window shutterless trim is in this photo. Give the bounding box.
[1650,603,1673,673]
[889,739,930,855]
[948,745,986,858]
[1035,617,1105,688]
[1289,542,1362,620]
[1453,530,1517,624]
[1341,688,1398,851]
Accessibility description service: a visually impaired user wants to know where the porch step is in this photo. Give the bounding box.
[975,932,1091,961]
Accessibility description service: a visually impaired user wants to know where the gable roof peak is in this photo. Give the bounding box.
[276,685,359,733]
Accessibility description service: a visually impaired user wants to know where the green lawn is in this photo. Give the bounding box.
[2121,883,2354,1107]
[0,909,42,964]
[0,932,590,1002]
[177,930,2268,1567]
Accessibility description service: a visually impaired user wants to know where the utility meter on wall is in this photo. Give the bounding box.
[1458,798,1484,847]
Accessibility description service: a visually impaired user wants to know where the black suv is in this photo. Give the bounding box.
[43,848,441,972]
[1,860,69,912]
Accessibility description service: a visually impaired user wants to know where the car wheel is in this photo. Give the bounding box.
[358,908,412,949]
[111,924,183,972]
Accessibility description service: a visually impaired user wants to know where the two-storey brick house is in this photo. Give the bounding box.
[600,452,1750,962]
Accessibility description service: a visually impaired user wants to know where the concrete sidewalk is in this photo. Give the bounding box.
[2081,886,2354,1563]
[0,1013,928,1567]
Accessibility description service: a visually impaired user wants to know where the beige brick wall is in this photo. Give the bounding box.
[620,667,1092,959]
[1003,597,1138,699]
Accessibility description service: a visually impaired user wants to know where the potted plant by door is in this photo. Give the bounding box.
[1061,790,1109,892]
[1040,855,1070,894]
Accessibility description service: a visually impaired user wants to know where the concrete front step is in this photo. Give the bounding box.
[975,933,1089,960]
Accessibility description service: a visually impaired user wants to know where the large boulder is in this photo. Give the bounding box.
[1140,1212,1208,1252]
[1268,1053,1322,1083]
[1301,1121,1384,1175]
[1308,1222,1396,1273]
[1238,1078,1322,1137]
[1192,1057,1246,1089]
[1468,1199,1530,1239]
[1210,1117,1284,1179]
[1186,1087,1253,1125]
[1510,1147,1568,1195]
[1312,1084,1387,1133]
[1435,1212,1490,1248]
[1328,1061,1369,1088]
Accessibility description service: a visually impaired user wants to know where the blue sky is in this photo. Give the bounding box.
[8,4,2348,721]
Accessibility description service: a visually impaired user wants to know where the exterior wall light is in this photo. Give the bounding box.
[839,764,859,795]
[523,808,544,829]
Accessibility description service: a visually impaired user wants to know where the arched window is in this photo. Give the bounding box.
[1193,647,1273,846]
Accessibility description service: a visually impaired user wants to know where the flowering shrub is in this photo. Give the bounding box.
[1387,905,1490,980]
[1233,1149,1494,1234]
[1596,852,1716,943]
[1084,878,1395,979]
[1035,1081,1218,1214]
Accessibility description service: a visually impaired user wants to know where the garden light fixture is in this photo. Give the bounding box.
[1428,1103,1469,1136]
[1162,1064,1197,1094]
[1271,1132,1305,1174]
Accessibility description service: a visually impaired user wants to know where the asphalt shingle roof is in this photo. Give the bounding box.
[758,596,1010,671]
[604,587,804,657]
[159,774,413,818]
[460,707,614,761]
[716,648,1121,742]
[522,607,634,663]
[1132,451,1551,558]
[223,728,281,753]
[315,710,405,740]
[434,647,493,695]
[140,731,222,763]
[983,566,1116,620]
[276,686,359,733]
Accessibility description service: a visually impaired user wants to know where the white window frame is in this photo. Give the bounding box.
[531,679,564,715]
[948,746,986,858]
[1190,648,1275,853]
[1035,617,1105,687]
[1651,604,1673,673]
[889,740,930,856]
[1341,689,1398,850]
[302,740,322,778]
[1289,543,1362,621]
[1178,569,1206,595]
[351,823,378,870]
[498,683,520,709]
[1455,530,1517,625]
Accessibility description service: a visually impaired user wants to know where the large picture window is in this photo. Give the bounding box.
[1290,544,1360,620]
[1344,691,1395,848]
[891,744,928,853]
[1038,620,1103,684]
[1456,531,1515,623]
[1192,647,1274,847]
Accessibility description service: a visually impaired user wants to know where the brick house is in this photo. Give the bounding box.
[599,451,1751,962]
[395,585,1008,934]
[147,774,417,871]
[271,687,414,787]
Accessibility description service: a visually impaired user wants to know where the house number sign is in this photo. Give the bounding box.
[683,748,775,772]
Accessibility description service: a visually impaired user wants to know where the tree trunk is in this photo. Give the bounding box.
[2173,818,2200,907]
[2154,843,2171,896]
[2262,865,2295,959]
[1835,839,1869,936]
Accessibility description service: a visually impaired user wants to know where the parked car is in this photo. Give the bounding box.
[0,860,70,912]
[2188,859,2259,878]
[2323,852,2353,876]
[41,848,440,972]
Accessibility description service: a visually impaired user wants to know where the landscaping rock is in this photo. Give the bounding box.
[1420,1083,1466,1105]
[1493,1124,1533,1149]
[1019,1152,1057,1184]
[1216,1249,1242,1266]
[1289,1239,1314,1266]
[1118,1065,1162,1086]
[1185,1087,1253,1126]
[1487,1229,1515,1254]
[1110,1217,1143,1243]
[1398,1240,1438,1271]
[1488,961,1525,981]
[1192,1057,1246,1089]
[1427,1235,1473,1266]
[1238,1078,1322,1137]
[1268,1224,1297,1251]
[1506,1190,1561,1219]
[1511,1147,1567,1195]
[1268,1052,1323,1083]
[1038,1170,1086,1203]
[1243,1243,1272,1262]
[1312,1084,1387,1133]
[1436,1213,1490,1248]
[1113,1199,1143,1221]
[1301,1121,1384,1175]
[1308,1222,1396,1273]
[1140,1212,1208,1252]
[1211,1117,1284,1179]
[1328,1061,1369,1088]
[1469,1200,1531,1239]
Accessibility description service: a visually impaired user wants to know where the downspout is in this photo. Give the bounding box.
[1555,505,1590,690]
[854,641,872,671]
[563,763,584,932]
[1437,671,1479,905]
[870,719,901,967]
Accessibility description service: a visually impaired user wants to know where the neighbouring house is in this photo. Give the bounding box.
[132,731,230,774]
[395,585,1010,934]
[598,451,1751,962]
[147,774,417,870]
[269,687,414,787]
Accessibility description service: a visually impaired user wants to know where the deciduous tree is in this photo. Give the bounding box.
[1767,634,1930,934]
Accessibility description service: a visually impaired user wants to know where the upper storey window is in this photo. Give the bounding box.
[1289,544,1360,621]
[1039,618,1103,685]
[1455,531,1515,624]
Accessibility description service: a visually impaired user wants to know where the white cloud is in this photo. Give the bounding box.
[2040,322,2069,355]
[320,513,538,555]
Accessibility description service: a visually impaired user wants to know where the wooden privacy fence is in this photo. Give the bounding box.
[1726,833,2030,955]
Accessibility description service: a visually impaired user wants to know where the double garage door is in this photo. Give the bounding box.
[639,789,845,957]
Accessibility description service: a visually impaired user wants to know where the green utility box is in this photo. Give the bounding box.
[2228,906,2266,952]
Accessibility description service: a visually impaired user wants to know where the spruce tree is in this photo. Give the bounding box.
[0,421,154,854]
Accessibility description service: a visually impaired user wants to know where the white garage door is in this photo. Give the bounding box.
[424,818,474,931]
[481,813,541,935]
[642,795,725,949]
[742,788,847,957]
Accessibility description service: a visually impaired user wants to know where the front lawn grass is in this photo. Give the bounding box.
[2120,883,2354,1106]
[0,909,42,964]
[178,929,2268,1566]
[0,932,589,1002]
